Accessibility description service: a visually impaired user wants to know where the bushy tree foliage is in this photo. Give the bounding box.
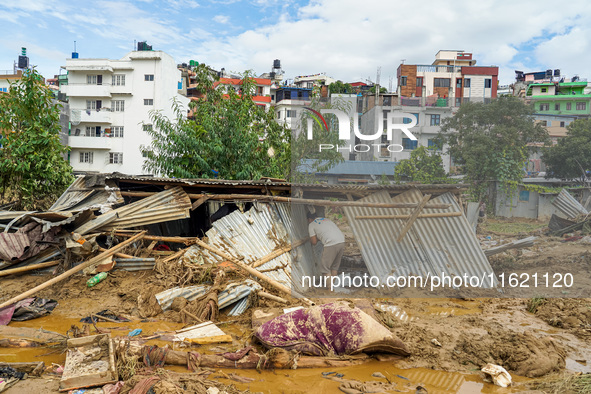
[437,96,548,199]
[142,65,290,180]
[394,146,446,183]
[543,118,591,182]
[0,68,73,209]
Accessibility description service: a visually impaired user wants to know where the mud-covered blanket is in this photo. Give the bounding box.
[254,302,409,357]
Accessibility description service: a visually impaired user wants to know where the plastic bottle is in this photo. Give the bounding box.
[87,272,107,287]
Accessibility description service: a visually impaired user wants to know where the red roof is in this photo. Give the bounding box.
[215,77,271,87]
[350,82,367,87]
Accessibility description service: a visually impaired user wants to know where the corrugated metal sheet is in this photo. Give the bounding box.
[0,232,30,261]
[75,187,191,234]
[553,189,588,219]
[48,176,123,212]
[155,280,261,314]
[342,189,496,289]
[199,203,315,294]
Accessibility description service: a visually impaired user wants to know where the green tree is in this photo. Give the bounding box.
[0,68,73,209]
[369,85,388,94]
[328,81,353,94]
[394,146,446,183]
[437,96,548,199]
[142,64,290,180]
[543,118,591,182]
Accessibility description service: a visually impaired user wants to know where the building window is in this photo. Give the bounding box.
[402,138,418,150]
[434,78,450,88]
[566,102,572,110]
[416,78,423,87]
[519,190,530,202]
[540,120,547,126]
[403,113,418,124]
[576,102,586,110]
[539,103,549,111]
[86,100,102,110]
[112,74,125,86]
[79,152,93,163]
[464,78,471,88]
[456,78,462,88]
[0,88,7,92]
[555,103,560,111]
[383,110,389,119]
[560,121,565,127]
[111,100,125,112]
[400,76,407,86]
[541,87,547,93]
[286,109,297,118]
[144,99,154,105]
[145,74,154,81]
[430,114,441,126]
[86,75,102,85]
[142,124,152,132]
[484,79,492,88]
[113,126,124,138]
[109,152,123,164]
[427,139,442,150]
[276,111,280,119]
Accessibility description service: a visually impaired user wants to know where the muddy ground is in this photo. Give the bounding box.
[1,217,590,393]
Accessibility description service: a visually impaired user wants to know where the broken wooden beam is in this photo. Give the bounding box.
[251,238,308,269]
[112,232,197,245]
[483,236,537,257]
[355,212,462,220]
[119,191,451,210]
[397,194,431,242]
[0,260,60,277]
[257,291,288,304]
[0,232,146,310]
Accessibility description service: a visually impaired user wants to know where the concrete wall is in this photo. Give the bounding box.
[62,51,189,175]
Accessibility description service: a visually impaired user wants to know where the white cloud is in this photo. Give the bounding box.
[213,14,229,24]
[187,0,591,85]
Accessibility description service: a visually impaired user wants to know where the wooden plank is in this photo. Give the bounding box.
[120,191,451,210]
[356,212,462,220]
[190,195,210,211]
[396,194,431,243]
[251,238,308,268]
[187,335,233,345]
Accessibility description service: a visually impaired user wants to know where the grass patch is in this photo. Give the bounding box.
[481,220,547,234]
[534,373,591,394]
[527,296,547,313]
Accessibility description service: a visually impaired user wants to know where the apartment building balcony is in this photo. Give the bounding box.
[398,96,492,108]
[68,135,112,150]
[62,83,112,97]
[70,108,112,124]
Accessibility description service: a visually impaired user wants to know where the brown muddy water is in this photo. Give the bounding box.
[0,299,528,393]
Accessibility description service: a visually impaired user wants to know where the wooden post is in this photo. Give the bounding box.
[0,232,146,310]
[112,232,197,245]
[190,195,210,211]
[0,260,60,277]
[119,191,451,210]
[251,238,308,269]
[355,212,462,220]
[396,194,431,243]
[257,291,288,304]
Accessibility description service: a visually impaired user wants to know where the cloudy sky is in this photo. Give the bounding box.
[1,0,590,86]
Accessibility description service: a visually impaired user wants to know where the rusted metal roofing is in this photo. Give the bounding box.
[553,189,588,220]
[0,232,30,261]
[342,189,497,292]
[49,175,123,212]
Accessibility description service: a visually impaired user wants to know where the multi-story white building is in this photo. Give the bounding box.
[360,101,453,171]
[60,49,189,175]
